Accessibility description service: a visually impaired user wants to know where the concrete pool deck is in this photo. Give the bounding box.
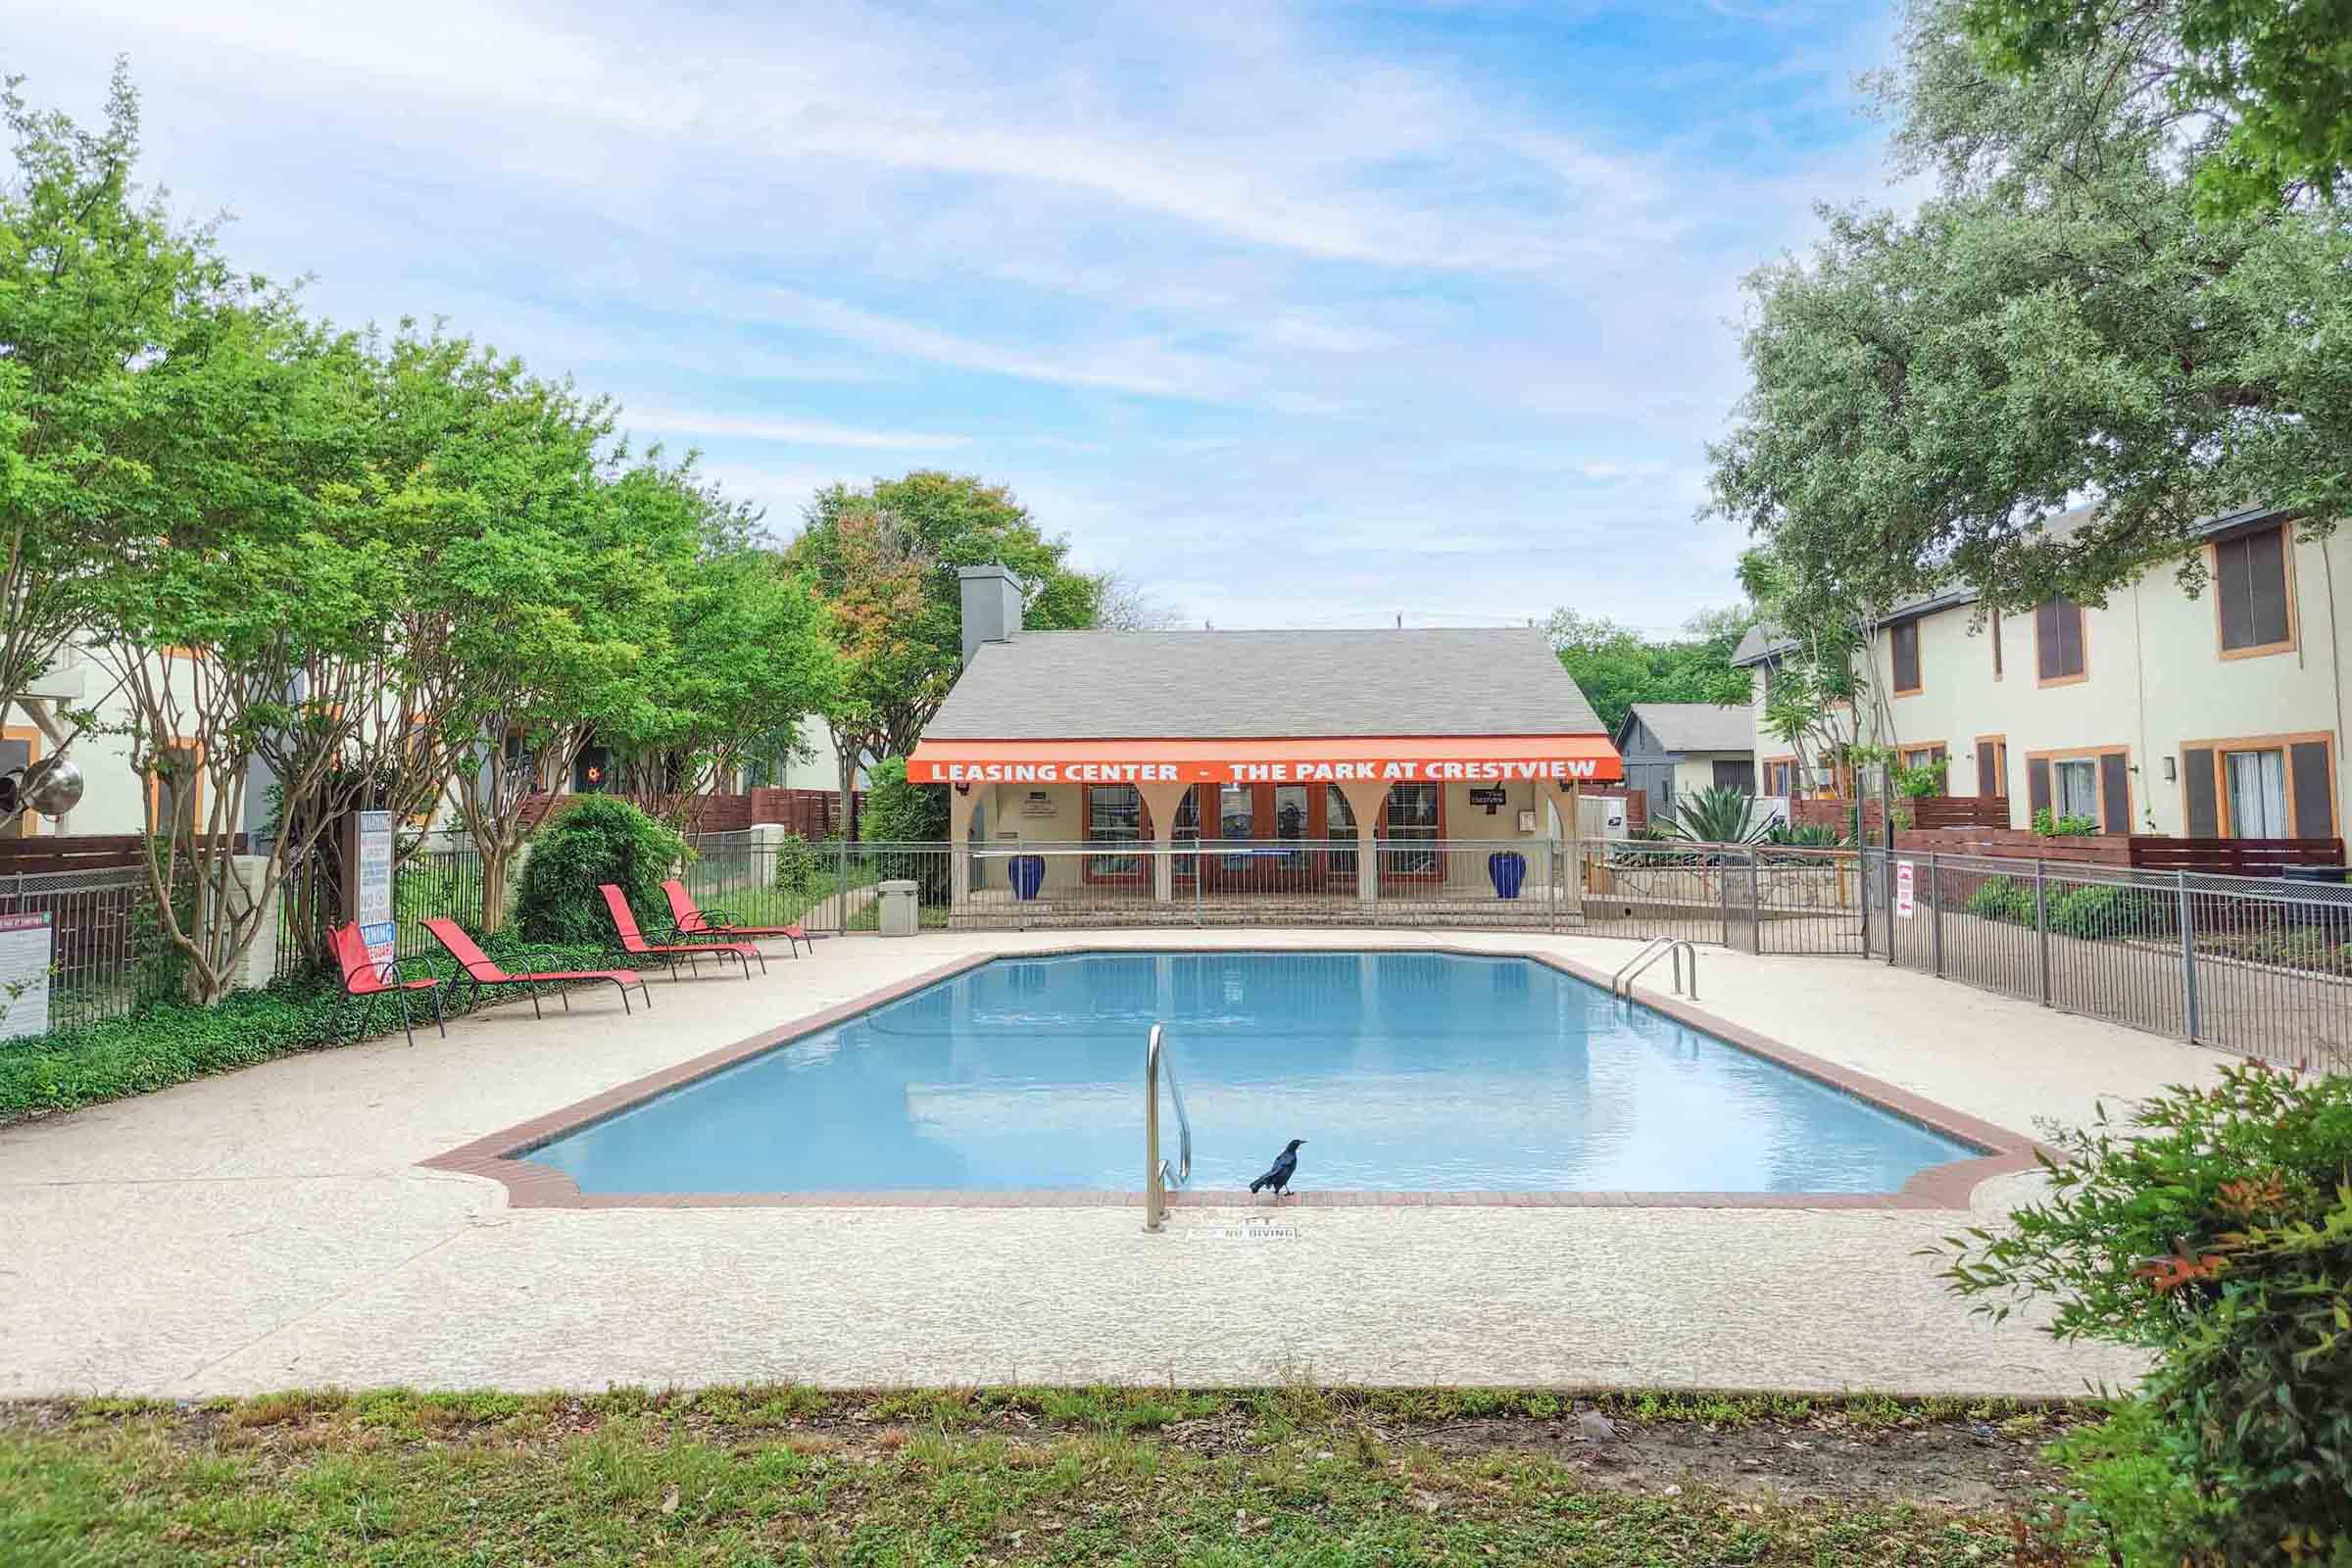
[0,929,2227,1397]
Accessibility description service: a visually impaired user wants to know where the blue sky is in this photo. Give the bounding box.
[8,0,1904,632]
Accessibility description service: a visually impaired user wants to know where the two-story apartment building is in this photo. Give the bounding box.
[1735,504,2347,840]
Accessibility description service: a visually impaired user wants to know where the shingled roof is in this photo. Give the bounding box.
[923,627,1605,741]
[1619,702,1753,755]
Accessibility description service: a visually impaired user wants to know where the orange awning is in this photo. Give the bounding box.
[906,734,1622,786]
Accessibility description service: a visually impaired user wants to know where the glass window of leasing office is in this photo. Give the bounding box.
[1085,783,1143,875]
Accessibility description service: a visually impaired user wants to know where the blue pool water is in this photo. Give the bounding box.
[525,952,1981,1195]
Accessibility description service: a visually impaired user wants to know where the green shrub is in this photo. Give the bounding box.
[1936,1060,2352,1563]
[773,832,827,897]
[1766,821,1845,848]
[514,797,686,945]
[2050,888,2154,940]
[861,757,950,901]
[0,934,622,1119]
[1966,875,2034,922]
[2032,807,2100,837]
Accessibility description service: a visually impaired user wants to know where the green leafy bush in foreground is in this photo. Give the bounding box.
[1936,1060,2352,1564]
[0,934,619,1119]
[514,796,687,945]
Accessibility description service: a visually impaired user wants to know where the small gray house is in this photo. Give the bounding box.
[1611,703,1756,824]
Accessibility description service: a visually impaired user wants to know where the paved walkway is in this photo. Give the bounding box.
[0,929,2225,1397]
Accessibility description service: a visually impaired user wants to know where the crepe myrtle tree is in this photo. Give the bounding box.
[0,67,234,757]
[601,462,840,832]
[1708,0,2352,618]
[440,467,679,935]
[88,303,412,1003]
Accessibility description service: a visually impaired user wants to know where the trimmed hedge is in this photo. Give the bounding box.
[514,797,686,946]
[0,934,618,1120]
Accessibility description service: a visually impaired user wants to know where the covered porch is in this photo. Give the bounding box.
[906,737,1620,926]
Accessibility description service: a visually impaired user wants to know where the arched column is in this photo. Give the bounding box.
[1138,779,1194,905]
[1335,775,1392,906]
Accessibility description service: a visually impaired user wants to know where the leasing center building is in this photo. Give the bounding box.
[906,565,1622,906]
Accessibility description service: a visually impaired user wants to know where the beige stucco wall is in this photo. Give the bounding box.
[9,641,213,840]
[1747,527,2352,838]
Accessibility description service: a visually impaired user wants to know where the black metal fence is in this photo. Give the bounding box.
[1861,848,2351,1073]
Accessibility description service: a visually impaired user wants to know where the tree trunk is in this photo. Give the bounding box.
[480,841,514,936]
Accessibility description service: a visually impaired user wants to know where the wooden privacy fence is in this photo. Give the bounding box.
[1791,795,2010,834]
[1895,827,2343,875]
[0,832,250,874]
[521,788,861,838]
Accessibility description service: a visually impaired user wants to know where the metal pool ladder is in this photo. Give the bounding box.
[1144,1023,1193,1233]
[1612,936,1698,1000]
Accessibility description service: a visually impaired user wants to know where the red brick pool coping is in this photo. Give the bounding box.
[422,945,2047,1212]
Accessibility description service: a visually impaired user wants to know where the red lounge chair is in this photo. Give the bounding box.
[331,921,445,1047]
[661,878,809,957]
[422,917,652,1018]
[599,884,763,979]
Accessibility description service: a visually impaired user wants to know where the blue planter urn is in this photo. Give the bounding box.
[1487,850,1528,901]
[1008,854,1047,901]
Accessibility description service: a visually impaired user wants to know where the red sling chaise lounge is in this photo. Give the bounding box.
[422,917,653,1017]
[660,878,810,957]
[599,884,763,979]
[331,921,445,1047]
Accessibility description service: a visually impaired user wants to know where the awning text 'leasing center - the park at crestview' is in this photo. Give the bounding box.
[905,565,1622,907]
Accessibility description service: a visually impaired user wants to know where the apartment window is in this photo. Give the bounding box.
[2034,597,2086,684]
[2180,734,2336,839]
[1890,620,1922,695]
[2213,525,2293,656]
[2026,747,2130,830]
[1990,607,2003,680]
[1897,744,1947,793]
[1383,783,1440,876]
[1762,758,1798,797]
[2052,759,2099,821]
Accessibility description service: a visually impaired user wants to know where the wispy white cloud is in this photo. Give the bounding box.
[4,0,1908,631]
[620,409,968,450]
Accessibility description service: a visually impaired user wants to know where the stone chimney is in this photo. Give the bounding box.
[957,564,1025,664]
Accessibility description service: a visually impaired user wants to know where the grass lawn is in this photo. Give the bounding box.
[0,1386,2077,1565]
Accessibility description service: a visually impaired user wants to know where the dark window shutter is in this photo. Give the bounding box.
[2216,535,2256,650]
[1892,621,1920,690]
[2181,747,2218,837]
[2289,741,2333,838]
[1976,745,1992,795]
[2249,528,2290,646]
[2035,602,2060,680]
[1990,609,2003,677]
[2099,752,2129,832]
[2062,600,2084,676]
[2028,758,2052,815]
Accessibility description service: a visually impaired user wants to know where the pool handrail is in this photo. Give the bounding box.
[1144,1023,1193,1233]
[1611,936,1698,1000]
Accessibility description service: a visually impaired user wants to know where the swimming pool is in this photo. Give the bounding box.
[520,951,1985,1196]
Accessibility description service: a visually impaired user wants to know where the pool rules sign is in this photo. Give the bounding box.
[350,810,397,966]
[0,910,52,1041]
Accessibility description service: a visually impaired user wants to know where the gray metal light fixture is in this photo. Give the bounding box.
[2162,755,2178,782]
[0,756,83,821]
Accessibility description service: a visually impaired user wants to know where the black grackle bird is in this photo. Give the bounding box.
[1249,1138,1305,1198]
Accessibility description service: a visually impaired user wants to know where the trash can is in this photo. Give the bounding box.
[877,879,919,937]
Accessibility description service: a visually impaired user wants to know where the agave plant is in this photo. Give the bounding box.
[1661,786,1772,846]
[1766,821,1845,848]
